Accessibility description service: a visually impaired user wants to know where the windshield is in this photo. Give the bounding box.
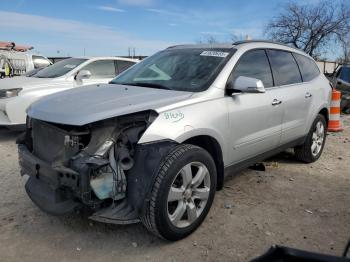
[33,58,87,78]
[111,48,234,92]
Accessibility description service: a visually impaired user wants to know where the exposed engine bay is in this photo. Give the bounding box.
[17,110,176,224]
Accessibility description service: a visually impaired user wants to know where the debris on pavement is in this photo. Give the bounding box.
[249,163,266,171]
[224,203,234,209]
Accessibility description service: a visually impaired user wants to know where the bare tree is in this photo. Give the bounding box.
[196,35,219,44]
[206,35,218,44]
[230,34,239,43]
[265,1,350,58]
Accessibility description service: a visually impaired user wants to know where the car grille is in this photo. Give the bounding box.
[32,119,80,165]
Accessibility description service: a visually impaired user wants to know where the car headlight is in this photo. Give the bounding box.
[0,88,22,99]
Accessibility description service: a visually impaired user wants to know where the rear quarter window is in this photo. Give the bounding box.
[267,50,302,86]
[293,54,320,82]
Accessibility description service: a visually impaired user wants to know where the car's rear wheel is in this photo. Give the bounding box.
[294,114,327,163]
[141,144,217,241]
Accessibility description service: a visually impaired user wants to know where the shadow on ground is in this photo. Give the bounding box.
[0,127,22,142]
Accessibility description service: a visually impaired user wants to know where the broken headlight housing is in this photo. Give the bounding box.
[0,88,23,99]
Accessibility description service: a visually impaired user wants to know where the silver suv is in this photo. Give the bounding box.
[18,41,331,240]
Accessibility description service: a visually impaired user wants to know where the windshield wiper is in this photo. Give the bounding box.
[116,82,172,90]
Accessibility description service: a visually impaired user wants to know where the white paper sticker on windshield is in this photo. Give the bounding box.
[200,51,229,58]
[63,64,77,69]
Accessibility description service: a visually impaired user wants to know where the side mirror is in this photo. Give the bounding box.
[75,70,91,82]
[228,76,266,93]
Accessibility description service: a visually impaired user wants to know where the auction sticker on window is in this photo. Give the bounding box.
[200,51,229,57]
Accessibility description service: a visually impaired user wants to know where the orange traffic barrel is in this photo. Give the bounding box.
[328,89,343,132]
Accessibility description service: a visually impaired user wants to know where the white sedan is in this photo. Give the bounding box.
[0,57,137,128]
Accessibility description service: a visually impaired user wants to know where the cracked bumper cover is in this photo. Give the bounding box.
[19,144,80,215]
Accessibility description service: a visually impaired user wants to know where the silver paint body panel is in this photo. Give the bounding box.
[28,42,331,167]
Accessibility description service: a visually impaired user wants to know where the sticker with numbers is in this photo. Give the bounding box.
[163,111,184,123]
[200,51,229,57]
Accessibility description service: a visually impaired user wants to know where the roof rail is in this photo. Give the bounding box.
[232,39,301,51]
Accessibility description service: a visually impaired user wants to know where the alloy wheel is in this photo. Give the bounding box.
[311,121,325,157]
[167,162,211,228]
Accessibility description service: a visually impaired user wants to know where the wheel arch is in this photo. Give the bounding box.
[318,107,329,126]
[182,135,224,190]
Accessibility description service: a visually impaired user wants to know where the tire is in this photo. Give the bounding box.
[141,144,217,241]
[294,114,327,163]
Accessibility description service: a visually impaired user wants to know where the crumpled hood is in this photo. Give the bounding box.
[28,84,193,125]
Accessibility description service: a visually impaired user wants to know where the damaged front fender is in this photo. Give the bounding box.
[18,110,179,224]
[89,140,177,224]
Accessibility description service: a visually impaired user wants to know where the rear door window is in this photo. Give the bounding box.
[293,54,320,82]
[82,60,117,79]
[267,50,302,86]
[230,49,273,88]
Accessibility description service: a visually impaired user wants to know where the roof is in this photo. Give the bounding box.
[233,40,303,52]
[166,40,308,57]
[167,43,235,50]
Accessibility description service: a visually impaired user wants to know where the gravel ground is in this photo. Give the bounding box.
[0,115,349,262]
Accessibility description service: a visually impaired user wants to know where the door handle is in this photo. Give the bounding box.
[305,92,312,98]
[272,99,282,106]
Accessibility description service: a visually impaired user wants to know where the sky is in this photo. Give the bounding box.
[0,0,327,58]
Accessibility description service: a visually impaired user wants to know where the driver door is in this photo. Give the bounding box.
[226,49,284,164]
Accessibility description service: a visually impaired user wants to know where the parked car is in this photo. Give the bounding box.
[0,57,138,128]
[18,41,331,240]
[330,65,350,113]
[0,51,52,77]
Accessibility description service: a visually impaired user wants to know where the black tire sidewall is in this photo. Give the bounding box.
[305,114,327,162]
[154,146,217,241]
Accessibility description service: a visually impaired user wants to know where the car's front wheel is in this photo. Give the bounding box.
[141,144,217,241]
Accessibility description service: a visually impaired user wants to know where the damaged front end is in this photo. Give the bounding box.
[18,111,176,224]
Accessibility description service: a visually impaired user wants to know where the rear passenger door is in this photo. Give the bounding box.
[226,49,284,164]
[266,50,311,144]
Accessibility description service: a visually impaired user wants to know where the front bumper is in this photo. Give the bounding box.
[18,116,178,224]
[0,99,25,127]
[19,144,81,215]
[0,109,12,126]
